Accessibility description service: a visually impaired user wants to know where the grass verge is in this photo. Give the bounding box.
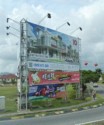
[0,85,104,114]
[0,85,17,113]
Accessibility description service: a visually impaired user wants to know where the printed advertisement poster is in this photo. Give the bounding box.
[28,84,67,100]
[28,61,79,71]
[28,71,80,85]
[27,21,80,71]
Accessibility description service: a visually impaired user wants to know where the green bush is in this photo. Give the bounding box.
[66,85,76,99]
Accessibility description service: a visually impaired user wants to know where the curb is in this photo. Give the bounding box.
[0,101,104,121]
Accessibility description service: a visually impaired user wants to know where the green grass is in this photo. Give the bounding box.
[0,85,93,113]
[30,96,92,111]
[29,84,80,110]
[0,85,104,114]
[0,85,17,113]
[79,94,104,109]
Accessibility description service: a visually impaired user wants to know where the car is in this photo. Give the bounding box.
[93,83,98,87]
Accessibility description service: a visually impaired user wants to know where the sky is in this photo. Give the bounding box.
[0,0,104,74]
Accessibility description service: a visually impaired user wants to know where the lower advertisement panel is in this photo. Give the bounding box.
[28,84,67,100]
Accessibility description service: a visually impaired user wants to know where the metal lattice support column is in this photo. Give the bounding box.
[19,19,28,111]
[78,38,82,98]
[75,38,82,99]
[76,83,81,99]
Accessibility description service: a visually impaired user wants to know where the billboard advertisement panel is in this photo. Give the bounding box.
[28,61,79,71]
[28,71,80,85]
[28,84,67,100]
[27,21,80,71]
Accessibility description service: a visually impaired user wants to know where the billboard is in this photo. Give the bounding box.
[28,71,80,85]
[28,84,67,100]
[28,61,79,71]
[27,21,80,71]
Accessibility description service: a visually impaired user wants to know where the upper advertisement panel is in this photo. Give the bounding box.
[27,21,80,71]
[28,71,80,85]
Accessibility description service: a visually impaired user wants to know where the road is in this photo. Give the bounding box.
[94,84,104,96]
[0,106,104,125]
[88,83,104,97]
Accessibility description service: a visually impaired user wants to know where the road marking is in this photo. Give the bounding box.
[99,104,103,106]
[72,108,78,112]
[35,114,40,117]
[11,116,24,120]
[75,118,104,125]
[59,111,64,114]
[82,107,89,110]
[1,103,104,121]
[55,111,60,115]
[92,105,97,108]
[41,114,46,117]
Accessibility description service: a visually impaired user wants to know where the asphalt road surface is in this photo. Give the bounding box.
[0,106,104,125]
[94,84,104,97]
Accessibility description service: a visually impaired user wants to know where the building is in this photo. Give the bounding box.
[27,23,79,64]
[0,74,17,84]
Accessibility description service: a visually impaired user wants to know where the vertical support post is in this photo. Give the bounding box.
[76,83,81,99]
[25,21,28,111]
[74,38,82,99]
[76,83,78,99]
[64,83,67,102]
[78,38,82,99]
[19,21,22,111]
[19,19,28,111]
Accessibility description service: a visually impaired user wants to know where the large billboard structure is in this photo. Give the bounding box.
[19,19,81,110]
[27,22,80,71]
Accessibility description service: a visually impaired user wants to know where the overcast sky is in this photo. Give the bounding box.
[0,0,104,73]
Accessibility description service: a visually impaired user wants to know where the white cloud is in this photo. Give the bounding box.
[78,0,104,70]
[0,0,104,73]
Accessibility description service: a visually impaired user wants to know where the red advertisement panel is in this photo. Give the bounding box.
[28,71,80,85]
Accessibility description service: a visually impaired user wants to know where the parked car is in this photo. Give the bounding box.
[93,83,98,87]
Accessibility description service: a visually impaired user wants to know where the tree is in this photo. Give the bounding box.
[81,70,100,84]
[82,84,87,99]
[101,74,104,83]
[95,68,102,74]
[11,79,17,84]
